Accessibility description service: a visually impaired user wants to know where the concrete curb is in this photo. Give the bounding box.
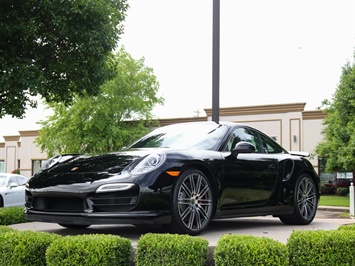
[318,206,349,212]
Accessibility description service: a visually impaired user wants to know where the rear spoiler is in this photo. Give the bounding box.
[288,151,310,157]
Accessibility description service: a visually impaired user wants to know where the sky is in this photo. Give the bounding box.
[1,0,355,138]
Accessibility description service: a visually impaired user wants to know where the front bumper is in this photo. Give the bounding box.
[25,209,171,225]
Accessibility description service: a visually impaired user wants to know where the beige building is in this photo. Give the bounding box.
[0,102,326,179]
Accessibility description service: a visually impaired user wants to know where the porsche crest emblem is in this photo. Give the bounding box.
[70,167,79,172]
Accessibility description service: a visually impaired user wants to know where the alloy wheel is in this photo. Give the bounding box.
[296,176,317,221]
[176,171,213,233]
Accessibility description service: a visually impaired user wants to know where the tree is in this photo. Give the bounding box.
[35,47,164,157]
[0,0,128,118]
[315,55,355,173]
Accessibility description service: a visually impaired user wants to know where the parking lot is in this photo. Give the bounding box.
[9,209,354,245]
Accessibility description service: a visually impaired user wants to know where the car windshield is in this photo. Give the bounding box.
[0,176,6,187]
[130,123,228,150]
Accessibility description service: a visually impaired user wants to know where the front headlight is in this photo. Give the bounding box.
[129,152,166,175]
[96,183,135,193]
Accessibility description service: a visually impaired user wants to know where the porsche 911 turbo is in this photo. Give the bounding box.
[25,121,320,235]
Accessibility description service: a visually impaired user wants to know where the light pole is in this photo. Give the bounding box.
[212,0,220,123]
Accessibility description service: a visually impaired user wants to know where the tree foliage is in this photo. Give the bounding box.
[35,47,164,157]
[0,0,128,118]
[315,55,355,172]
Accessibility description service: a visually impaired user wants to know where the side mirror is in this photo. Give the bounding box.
[9,182,18,188]
[231,141,256,157]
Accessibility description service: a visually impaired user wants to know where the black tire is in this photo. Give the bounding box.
[0,196,3,208]
[170,168,213,235]
[279,174,318,225]
[58,224,90,229]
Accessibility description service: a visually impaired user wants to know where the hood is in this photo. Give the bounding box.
[47,152,143,174]
[29,150,151,188]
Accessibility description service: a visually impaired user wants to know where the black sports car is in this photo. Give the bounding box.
[25,121,320,235]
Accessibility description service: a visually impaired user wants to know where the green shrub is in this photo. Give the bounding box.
[288,230,355,265]
[46,234,132,266]
[0,207,26,225]
[0,229,60,266]
[338,223,355,231]
[136,233,209,266]
[0,229,22,266]
[0,225,16,234]
[12,231,62,266]
[214,234,288,266]
[337,187,349,196]
[320,184,335,195]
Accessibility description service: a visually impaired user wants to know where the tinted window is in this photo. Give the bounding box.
[225,127,262,152]
[259,134,285,154]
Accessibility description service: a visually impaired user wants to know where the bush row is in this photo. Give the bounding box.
[0,226,132,266]
[320,184,350,196]
[0,207,27,225]
[2,225,355,265]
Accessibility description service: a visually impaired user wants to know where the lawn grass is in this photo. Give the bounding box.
[319,195,350,207]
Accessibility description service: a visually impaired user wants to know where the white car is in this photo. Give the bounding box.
[0,173,28,207]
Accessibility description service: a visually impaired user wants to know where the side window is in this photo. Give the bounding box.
[225,127,261,152]
[8,176,19,186]
[259,134,284,154]
[16,175,27,186]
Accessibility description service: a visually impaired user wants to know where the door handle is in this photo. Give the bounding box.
[268,164,276,171]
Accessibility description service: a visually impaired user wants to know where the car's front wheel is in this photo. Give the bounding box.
[170,168,213,235]
[279,174,318,225]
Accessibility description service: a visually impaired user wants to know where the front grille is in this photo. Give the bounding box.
[32,197,84,212]
[89,186,139,212]
[28,184,139,213]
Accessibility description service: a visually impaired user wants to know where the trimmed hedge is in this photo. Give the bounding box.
[46,234,132,266]
[288,230,355,265]
[338,223,355,231]
[337,187,349,196]
[13,231,61,266]
[214,234,288,266]
[320,184,336,195]
[136,233,209,266]
[0,229,61,266]
[0,225,16,234]
[0,228,21,266]
[3,223,355,265]
[0,207,26,225]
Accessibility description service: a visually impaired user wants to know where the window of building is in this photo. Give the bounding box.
[32,160,48,176]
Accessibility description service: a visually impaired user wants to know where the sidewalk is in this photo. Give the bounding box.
[317,205,350,219]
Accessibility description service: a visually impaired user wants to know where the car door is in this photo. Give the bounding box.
[220,126,279,209]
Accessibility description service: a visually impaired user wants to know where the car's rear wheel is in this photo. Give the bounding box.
[58,224,90,229]
[170,168,213,235]
[279,174,318,225]
[0,196,3,207]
